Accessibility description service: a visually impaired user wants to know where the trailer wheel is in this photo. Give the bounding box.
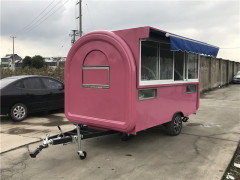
[79,151,87,160]
[166,113,182,136]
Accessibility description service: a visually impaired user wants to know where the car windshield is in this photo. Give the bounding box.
[237,71,240,75]
[0,78,17,89]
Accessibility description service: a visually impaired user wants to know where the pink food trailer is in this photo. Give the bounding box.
[30,26,219,159]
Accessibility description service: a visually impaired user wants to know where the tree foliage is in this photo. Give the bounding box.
[22,56,32,68]
[31,55,46,69]
[22,55,46,69]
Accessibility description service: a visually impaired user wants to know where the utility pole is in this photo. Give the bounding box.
[76,0,82,37]
[69,30,79,46]
[10,36,16,70]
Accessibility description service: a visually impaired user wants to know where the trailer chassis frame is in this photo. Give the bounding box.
[30,124,117,159]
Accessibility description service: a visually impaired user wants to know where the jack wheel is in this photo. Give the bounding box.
[78,151,87,160]
[120,133,133,141]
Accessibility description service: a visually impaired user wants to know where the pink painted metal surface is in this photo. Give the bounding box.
[65,31,136,133]
[83,50,109,66]
[65,26,200,134]
[136,84,198,132]
[83,68,109,86]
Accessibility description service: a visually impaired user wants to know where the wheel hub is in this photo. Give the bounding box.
[173,116,181,133]
[13,106,25,119]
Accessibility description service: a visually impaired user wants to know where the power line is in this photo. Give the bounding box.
[57,33,71,53]
[26,0,70,32]
[22,0,56,31]
[15,0,56,35]
[25,1,65,32]
[60,34,70,48]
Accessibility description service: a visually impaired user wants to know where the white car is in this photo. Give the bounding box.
[233,71,240,84]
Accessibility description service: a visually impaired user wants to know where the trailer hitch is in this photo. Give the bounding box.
[29,124,117,159]
[30,144,48,158]
[29,130,73,158]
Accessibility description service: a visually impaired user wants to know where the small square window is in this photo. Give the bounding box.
[82,66,109,89]
[138,89,157,100]
[186,85,197,93]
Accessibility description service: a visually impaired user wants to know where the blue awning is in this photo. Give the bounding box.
[167,33,219,57]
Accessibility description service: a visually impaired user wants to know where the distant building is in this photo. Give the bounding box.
[0,54,23,69]
[44,57,66,68]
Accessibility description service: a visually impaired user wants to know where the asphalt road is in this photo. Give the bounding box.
[1,84,240,180]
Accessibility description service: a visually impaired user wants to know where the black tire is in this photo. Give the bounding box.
[10,103,28,122]
[80,151,87,160]
[166,113,182,136]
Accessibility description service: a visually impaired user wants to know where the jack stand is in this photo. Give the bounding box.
[57,125,65,138]
[76,124,87,159]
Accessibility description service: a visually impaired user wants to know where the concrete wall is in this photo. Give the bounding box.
[200,56,240,92]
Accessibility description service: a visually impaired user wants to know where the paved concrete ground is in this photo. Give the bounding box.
[0,110,73,153]
[1,84,240,180]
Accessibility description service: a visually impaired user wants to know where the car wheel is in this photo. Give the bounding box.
[10,103,28,122]
[166,113,182,136]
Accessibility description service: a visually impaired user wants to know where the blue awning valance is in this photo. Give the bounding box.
[166,33,219,57]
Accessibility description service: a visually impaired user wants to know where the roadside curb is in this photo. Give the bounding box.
[222,141,240,180]
[0,139,42,155]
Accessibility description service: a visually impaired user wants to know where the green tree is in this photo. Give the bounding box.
[22,56,32,68]
[31,55,46,69]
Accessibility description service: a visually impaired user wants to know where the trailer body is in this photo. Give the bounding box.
[65,26,219,134]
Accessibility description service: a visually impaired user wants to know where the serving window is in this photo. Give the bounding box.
[187,53,198,79]
[160,43,173,80]
[141,41,159,80]
[174,51,184,81]
[140,40,199,86]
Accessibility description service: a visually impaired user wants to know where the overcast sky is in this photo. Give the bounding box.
[1,0,240,61]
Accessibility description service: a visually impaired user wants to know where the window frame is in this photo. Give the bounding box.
[173,51,185,81]
[82,65,110,89]
[140,41,159,81]
[186,53,199,82]
[159,43,174,81]
[139,39,199,86]
[186,84,197,94]
[138,88,157,101]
